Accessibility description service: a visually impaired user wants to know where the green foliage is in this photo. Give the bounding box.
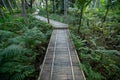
[37,0,120,79]
[49,14,64,22]
[39,2,120,79]
[76,0,92,8]
[80,63,103,80]
[0,30,15,43]
[2,44,25,57]
[0,14,52,80]
[71,29,120,80]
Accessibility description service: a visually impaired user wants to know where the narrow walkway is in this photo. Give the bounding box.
[34,15,68,29]
[33,11,86,80]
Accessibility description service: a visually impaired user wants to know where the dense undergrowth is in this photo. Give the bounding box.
[0,14,52,80]
[39,6,120,80]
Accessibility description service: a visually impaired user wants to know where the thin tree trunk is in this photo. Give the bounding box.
[64,0,67,16]
[102,6,109,23]
[2,0,12,13]
[53,0,56,13]
[30,0,32,8]
[21,0,26,17]
[25,0,30,8]
[60,0,64,14]
[101,1,110,27]
[10,0,14,7]
[7,0,13,12]
[45,0,50,23]
[1,0,7,9]
[0,9,5,19]
[13,0,19,9]
[64,0,68,22]
[94,0,97,8]
[96,0,100,8]
[78,6,84,33]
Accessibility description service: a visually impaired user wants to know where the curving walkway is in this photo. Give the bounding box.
[33,10,86,80]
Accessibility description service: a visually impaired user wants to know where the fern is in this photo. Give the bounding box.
[71,33,86,50]
[0,30,15,42]
[2,44,25,57]
[22,27,46,48]
[80,63,103,80]
[11,73,25,80]
[10,65,35,80]
[0,14,52,80]
[8,27,46,48]
[8,36,24,45]
[96,50,120,55]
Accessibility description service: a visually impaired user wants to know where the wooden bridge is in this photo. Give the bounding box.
[34,12,86,80]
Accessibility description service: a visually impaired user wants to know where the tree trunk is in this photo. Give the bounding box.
[10,0,15,7]
[1,0,7,9]
[64,0,67,16]
[13,0,19,9]
[101,1,110,27]
[45,0,50,23]
[21,0,26,17]
[1,0,11,13]
[94,0,97,8]
[102,5,109,23]
[53,0,56,13]
[90,0,97,8]
[7,0,13,13]
[0,9,5,19]
[96,0,101,8]
[78,6,84,33]
[30,0,32,8]
[64,0,68,22]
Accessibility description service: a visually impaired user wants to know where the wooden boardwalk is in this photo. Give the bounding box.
[34,13,86,80]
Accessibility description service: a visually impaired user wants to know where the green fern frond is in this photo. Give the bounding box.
[71,34,86,50]
[10,73,25,80]
[80,63,103,80]
[0,50,3,64]
[23,27,45,39]
[10,65,35,80]
[96,50,120,55]
[0,30,15,42]
[0,62,20,73]
[8,36,24,45]
[2,44,25,57]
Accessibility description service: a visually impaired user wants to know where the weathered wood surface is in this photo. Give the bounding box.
[34,10,86,80]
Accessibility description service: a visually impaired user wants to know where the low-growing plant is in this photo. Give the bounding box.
[0,14,52,80]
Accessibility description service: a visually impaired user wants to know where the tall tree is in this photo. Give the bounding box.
[7,0,13,13]
[45,0,50,23]
[64,0,68,16]
[21,0,26,17]
[76,0,92,33]
[30,0,35,8]
[52,0,56,13]
[12,0,19,9]
[102,0,111,24]
[1,0,7,9]
[0,9,5,19]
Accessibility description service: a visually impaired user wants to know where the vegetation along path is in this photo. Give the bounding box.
[33,10,86,80]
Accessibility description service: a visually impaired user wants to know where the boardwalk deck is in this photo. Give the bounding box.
[34,15,68,29]
[34,12,86,80]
